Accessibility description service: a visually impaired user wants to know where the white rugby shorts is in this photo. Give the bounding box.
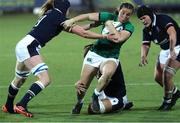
[159,45,180,64]
[15,35,41,62]
[83,51,119,68]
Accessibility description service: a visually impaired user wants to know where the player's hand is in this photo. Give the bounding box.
[75,82,87,94]
[139,56,148,67]
[63,19,75,30]
[107,34,118,42]
[170,49,176,60]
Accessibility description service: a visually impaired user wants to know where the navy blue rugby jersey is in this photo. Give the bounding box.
[142,14,180,50]
[28,8,66,47]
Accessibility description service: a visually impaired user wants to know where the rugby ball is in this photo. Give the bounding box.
[102,21,122,34]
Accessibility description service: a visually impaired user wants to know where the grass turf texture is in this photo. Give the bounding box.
[0,13,180,122]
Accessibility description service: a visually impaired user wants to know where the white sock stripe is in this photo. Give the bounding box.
[28,90,36,96]
[94,89,101,96]
[173,86,178,94]
[15,69,30,78]
[35,81,45,89]
[11,82,19,90]
[15,69,30,74]
[31,63,48,76]
[34,69,48,76]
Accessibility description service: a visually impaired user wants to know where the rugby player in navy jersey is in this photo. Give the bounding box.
[1,0,115,118]
[137,5,180,110]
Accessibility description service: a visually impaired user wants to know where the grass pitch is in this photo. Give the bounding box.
[0,13,180,122]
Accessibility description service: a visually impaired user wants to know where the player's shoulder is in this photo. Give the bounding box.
[100,12,116,18]
[156,14,173,22]
[124,21,134,29]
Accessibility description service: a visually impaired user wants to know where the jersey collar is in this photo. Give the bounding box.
[152,14,156,27]
[54,8,62,14]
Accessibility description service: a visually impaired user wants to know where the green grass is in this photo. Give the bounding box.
[0,13,180,122]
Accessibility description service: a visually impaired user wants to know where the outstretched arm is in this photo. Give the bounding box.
[82,21,102,30]
[64,13,99,29]
[70,25,106,39]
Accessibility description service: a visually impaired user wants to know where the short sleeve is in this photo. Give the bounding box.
[99,12,115,22]
[160,15,174,31]
[142,29,151,45]
[124,22,134,34]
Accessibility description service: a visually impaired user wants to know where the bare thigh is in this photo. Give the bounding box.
[79,64,98,88]
[100,60,117,78]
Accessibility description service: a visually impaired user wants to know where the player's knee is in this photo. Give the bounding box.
[99,74,112,84]
[31,63,50,86]
[164,65,176,76]
[15,70,30,87]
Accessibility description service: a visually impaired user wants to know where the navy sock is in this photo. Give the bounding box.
[17,82,43,108]
[6,84,19,112]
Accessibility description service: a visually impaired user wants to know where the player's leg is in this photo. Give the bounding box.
[72,64,98,114]
[92,60,118,112]
[159,56,180,110]
[2,61,30,113]
[14,55,49,117]
[104,62,133,110]
[154,58,164,87]
[104,62,126,97]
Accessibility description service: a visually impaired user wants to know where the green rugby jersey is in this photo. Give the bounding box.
[90,12,134,59]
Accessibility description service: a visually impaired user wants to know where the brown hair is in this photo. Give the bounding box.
[115,2,134,15]
[40,0,54,16]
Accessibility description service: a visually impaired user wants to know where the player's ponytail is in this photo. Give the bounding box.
[40,0,54,17]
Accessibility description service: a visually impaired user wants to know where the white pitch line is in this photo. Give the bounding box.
[0,82,158,89]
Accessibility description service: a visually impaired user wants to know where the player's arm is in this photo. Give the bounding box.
[82,21,102,30]
[139,29,152,67]
[105,20,131,43]
[64,13,99,29]
[167,26,177,59]
[139,43,150,67]
[69,24,107,39]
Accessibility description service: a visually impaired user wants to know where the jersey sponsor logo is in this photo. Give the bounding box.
[87,57,92,63]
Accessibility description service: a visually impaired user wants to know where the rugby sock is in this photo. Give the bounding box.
[94,89,101,96]
[173,86,178,94]
[77,96,84,104]
[5,83,19,112]
[17,81,45,108]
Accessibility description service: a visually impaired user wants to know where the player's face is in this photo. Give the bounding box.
[118,8,133,23]
[139,15,152,27]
